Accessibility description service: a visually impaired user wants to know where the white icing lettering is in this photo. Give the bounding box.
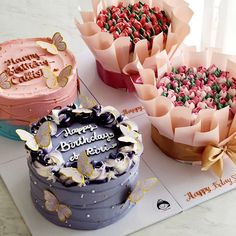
[60,142,71,152]
[86,143,118,156]
[59,131,115,152]
[62,124,98,138]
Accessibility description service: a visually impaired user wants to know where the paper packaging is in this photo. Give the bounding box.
[133,47,236,177]
[75,0,193,92]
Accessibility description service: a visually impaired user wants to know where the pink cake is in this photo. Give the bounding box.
[0,33,79,139]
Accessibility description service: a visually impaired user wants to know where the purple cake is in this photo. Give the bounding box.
[17,104,143,230]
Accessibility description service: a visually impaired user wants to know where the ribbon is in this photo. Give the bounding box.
[201,135,236,177]
[96,60,141,92]
[151,125,204,162]
[151,125,236,177]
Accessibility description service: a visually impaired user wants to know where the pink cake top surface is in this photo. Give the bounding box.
[0,37,78,125]
[0,37,76,99]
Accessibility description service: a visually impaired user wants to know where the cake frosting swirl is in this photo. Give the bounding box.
[17,103,144,229]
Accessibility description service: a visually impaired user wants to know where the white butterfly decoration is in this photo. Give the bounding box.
[78,95,97,109]
[0,72,11,89]
[128,178,158,204]
[16,121,57,151]
[60,167,85,186]
[42,65,72,89]
[118,124,140,143]
[36,32,67,55]
[106,156,132,174]
[59,151,94,185]
[118,123,143,155]
[44,190,72,222]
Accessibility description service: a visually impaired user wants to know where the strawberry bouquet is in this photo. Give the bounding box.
[75,0,193,92]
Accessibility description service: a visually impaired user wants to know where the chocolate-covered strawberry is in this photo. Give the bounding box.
[96,1,171,51]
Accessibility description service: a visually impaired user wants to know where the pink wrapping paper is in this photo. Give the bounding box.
[75,0,193,91]
[134,47,236,148]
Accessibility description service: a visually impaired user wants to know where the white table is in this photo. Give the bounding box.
[0,0,236,235]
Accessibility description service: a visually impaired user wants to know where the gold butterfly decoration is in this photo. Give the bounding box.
[128,178,158,204]
[78,95,98,109]
[16,121,56,151]
[0,72,11,89]
[77,151,94,177]
[36,32,67,55]
[59,151,94,185]
[42,65,72,89]
[44,190,72,222]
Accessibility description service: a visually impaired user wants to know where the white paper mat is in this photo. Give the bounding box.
[132,114,236,210]
[0,157,182,236]
[77,49,145,119]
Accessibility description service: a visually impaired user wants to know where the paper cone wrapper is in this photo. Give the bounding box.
[75,0,193,92]
[134,47,236,177]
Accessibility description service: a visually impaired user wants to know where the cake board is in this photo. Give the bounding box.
[0,157,182,236]
[132,114,236,210]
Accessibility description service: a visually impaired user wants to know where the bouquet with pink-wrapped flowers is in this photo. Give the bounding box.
[75,0,193,91]
[134,47,236,177]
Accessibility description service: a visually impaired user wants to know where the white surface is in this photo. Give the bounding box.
[0,137,25,166]
[0,158,182,236]
[77,49,145,119]
[132,114,236,210]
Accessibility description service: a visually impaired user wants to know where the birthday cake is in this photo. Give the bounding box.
[0,33,79,140]
[17,104,144,230]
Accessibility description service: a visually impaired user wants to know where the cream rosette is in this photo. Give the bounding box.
[75,0,193,92]
[134,47,236,177]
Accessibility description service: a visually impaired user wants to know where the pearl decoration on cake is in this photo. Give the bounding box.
[86,214,90,218]
[91,190,95,193]
[33,181,37,185]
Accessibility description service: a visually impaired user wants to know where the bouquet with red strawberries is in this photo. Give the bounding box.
[76,0,193,92]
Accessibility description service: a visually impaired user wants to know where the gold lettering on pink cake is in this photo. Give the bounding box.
[3,53,50,85]
[11,69,43,85]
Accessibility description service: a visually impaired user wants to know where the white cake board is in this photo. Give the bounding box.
[132,114,236,210]
[0,157,182,236]
[77,49,145,119]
